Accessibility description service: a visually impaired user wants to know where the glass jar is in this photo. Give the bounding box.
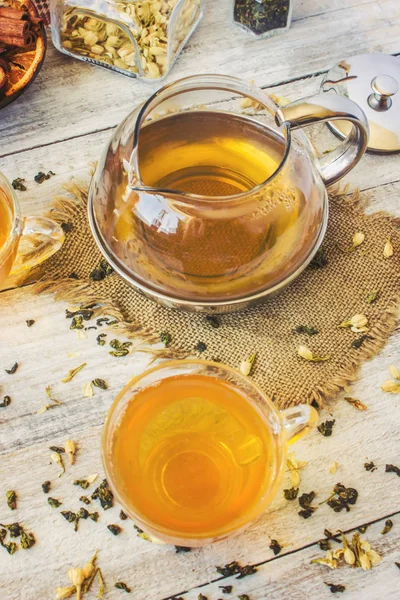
[50,0,204,81]
[232,0,292,38]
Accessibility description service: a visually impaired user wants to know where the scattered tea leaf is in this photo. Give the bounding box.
[294,325,319,335]
[5,523,23,538]
[42,481,51,494]
[66,308,94,321]
[70,315,84,330]
[160,331,172,347]
[109,339,132,357]
[77,508,89,520]
[284,487,299,500]
[26,319,35,327]
[6,491,17,510]
[34,171,55,184]
[20,531,35,549]
[92,379,108,390]
[323,483,358,512]
[318,420,335,436]
[310,248,327,269]
[61,511,76,524]
[366,291,378,304]
[62,363,87,383]
[3,542,17,554]
[5,362,18,375]
[298,491,317,518]
[0,396,11,408]
[97,333,107,346]
[175,545,191,553]
[88,512,99,522]
[324,582,346,593]
[385,464,400,477]
[115,582,131,593]
[352,334,371,349]
[206,315,220,328]
[364,461,377,472]
[197,595,207,600]
[238,595,250,600]
[318,539,330,551]
[80,496,91,505]
[381,519,393,535]
[107,524,121,536]
[358,525,368,534]
[216,561,257,578]
[74,480,90,490]
[90,259,114,281]
[49,446,65,454]
[61,221,73,233]
[195,341,207,353]
[92,479,114,510]
[269,539,282,555]
[119,510,128,521]
[12,177,26,191]
[219,586,233,594]
[395,562,400,570]
[48,497,62,508]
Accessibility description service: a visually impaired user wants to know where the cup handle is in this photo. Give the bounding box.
[11,216,64,275]
[280,405,319,445]
[275,93,369,186]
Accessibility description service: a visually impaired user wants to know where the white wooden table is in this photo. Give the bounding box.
[1,2,400,599]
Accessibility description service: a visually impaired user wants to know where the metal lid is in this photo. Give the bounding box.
[321,53,400,153]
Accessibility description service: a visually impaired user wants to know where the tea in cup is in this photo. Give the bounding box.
[0,172,64,285]
[102,360,318,546]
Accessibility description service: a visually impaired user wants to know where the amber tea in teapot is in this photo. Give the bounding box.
[90,75,368,310]
[110,110,305,293]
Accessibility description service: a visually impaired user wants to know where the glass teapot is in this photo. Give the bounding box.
[89,75,368,313]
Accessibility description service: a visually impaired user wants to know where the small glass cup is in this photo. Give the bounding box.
[102,359,318,547]
[0,172,64,286]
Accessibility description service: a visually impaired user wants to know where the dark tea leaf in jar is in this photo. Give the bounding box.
[234,0,290,35]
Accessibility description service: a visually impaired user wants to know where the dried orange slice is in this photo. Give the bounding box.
[0,0,46,108]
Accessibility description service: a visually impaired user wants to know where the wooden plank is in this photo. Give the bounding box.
[180,512,400,600]
[0,1,399,155]
[0,281,399,598]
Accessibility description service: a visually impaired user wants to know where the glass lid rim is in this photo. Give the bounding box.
[130,73,292,202]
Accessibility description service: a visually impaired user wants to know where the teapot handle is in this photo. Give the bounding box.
[275,94,369,186]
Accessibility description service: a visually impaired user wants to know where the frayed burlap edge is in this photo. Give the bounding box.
[21,180,399,410]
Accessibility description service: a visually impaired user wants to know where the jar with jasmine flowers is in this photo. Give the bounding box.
[50,0,204,81]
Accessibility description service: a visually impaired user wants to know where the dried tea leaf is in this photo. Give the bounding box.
[381,519,393,535]
[324,582,346,593]
[26,319,35,327]
[160,331,171,347]
[48,497,62,508]
[115,582,131,593]
[195,341,207,353]
[269,539,282,555]
[385,464,400,477]
[42,481,51,494]
[294,325,319,335]
[283,487,299,500]
[0,396,11,408]
[20,531,35,549]
[107,524,122,536]
[92,479,114,510]
[97,333,107,346]
[12,178,26,191]
[6,490,17,510]
[62,363,87,383]
[318,419,335,436]
[92,378,108,390]
[364,461,377,472]
[366,291,378,304]
[5,362,18,375]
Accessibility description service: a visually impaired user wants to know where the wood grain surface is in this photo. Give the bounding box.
[1,1,400,598]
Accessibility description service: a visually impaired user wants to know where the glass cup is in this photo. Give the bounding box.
[0,172,64,286]
[102,360,318,547]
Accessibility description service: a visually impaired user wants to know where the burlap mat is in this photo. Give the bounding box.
[26,180,400,409]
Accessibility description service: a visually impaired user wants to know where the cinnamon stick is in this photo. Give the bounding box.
[0,7,28,21]
[0,17,30,37]
[0,34,30,48]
